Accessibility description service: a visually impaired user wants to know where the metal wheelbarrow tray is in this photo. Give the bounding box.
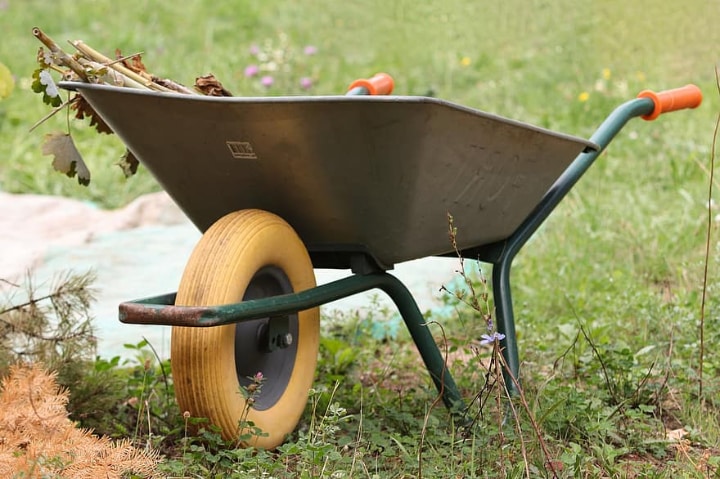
[62,80,702,448]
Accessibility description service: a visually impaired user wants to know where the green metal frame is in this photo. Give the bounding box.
[119,96,658,414]
[120,272,464,409]
[481,97,656,394]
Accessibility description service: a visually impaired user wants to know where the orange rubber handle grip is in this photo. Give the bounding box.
[348,73,394,95]
[637,84,702,121]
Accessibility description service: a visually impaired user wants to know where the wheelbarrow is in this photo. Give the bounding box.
[61,74,702,449]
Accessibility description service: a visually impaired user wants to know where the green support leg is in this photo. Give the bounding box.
[484,96,657,396]
[374,273,465,410]
[492,257,521,396]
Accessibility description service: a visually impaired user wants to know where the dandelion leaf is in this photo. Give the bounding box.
[42,132,91,186]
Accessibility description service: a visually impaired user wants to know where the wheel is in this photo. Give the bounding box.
[171,209,319,449]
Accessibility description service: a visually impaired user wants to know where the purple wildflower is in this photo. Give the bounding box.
[253,371,264,383]
[299,77,313,89]
[249,44,260,56]
[479,332,506,345]
[261,75,274,87]
[485,316,494,332]
[303,45,318,56]
[244,64,259,78]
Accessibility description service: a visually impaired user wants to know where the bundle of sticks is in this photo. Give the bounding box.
[32,27,230,96]
[30,27,231,185]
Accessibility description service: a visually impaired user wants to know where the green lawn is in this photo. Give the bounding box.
[1,0,720,477]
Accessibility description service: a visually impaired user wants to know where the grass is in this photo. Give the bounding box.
[2,0,720,476]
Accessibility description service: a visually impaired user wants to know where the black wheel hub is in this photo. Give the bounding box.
[234,266,298,411]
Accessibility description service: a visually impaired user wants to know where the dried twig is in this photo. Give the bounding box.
[698,66,720,397]
[75,57,146,89]
[28,96,78,133]
[497,352,560,479]
[32,27,88,81]
[152,77,195,95]
[70,40,171,92]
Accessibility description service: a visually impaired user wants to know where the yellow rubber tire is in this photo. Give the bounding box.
[171,209,319,449]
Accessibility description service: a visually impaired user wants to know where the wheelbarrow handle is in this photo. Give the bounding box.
[637,84,702,121]
[346,72,394,95]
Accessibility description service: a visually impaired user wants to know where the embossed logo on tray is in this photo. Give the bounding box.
[226,141,258,160]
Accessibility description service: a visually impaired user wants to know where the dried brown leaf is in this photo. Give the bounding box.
[70,93,114,134]
[195,73,233,96]
[36,46,52,68]
[41,132,91,186]
[115,48,147,74]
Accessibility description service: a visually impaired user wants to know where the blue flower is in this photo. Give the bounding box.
[479,332,506,345]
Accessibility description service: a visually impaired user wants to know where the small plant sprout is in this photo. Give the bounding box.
[440,212,561,478]
[441,212,501,342]
[235,371,268,445]
[245,371,265,399]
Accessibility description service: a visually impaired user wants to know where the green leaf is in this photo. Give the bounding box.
[117,149,139,177]
[0,62,14,100]
[31,67,62,107]
[634,344,656,357]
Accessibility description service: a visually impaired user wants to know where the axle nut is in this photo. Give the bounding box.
[279,333,293,348]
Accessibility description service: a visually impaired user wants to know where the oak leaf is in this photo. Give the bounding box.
[115,48,148,74]
[36,46,53,67]
[117,149,139,177]
[31,68,62,107]
[41,132,91,186]
[71,93,114,134]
